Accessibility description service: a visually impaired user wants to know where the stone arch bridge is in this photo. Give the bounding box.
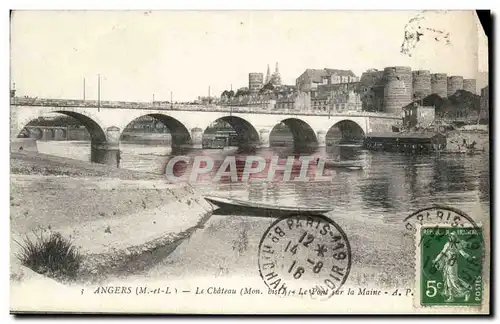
[11,100,400,166]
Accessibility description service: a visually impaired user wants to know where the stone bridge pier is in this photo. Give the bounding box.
[259,129,271,148]
[316,130,327,147]
[190,127,204,149]
[90,126,121,167]
[11,102,401,166]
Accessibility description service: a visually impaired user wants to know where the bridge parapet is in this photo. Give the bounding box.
[12,99,406,166]
[24,125,69,130]
[11,97,400,119]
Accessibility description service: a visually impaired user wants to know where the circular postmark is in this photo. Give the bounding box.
[258,214,351,299]
[403,205,480,232]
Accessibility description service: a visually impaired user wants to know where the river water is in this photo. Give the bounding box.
[35,140,490,289]
[36,140,490,215]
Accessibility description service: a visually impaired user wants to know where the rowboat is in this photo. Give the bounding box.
[336,143,363,148]
[204,195,333,217]
[319,159,364,170]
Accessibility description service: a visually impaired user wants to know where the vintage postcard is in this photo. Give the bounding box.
[9,10,490,314]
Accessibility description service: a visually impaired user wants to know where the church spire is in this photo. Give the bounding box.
[265,64,271,84]
[271,62,282,86]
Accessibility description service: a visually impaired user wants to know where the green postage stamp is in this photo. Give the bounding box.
[415,224,484,307]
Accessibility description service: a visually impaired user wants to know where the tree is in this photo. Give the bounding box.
[420,91,480,119]
[259,82,275,93]
[220,90,235,99]
[26,116,83,127]
[235,89,250,97]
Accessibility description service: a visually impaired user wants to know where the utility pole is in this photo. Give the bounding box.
[208,86,211,104]
[97,74,101,112]
[83,78,86,101]
[230,84,233,116]
[170,91,173,109]
[153,93,155,104]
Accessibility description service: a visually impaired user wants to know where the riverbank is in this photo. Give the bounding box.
[446,129,489,151]
[10,151,214,285]
[11,150,162,180]
[10,143,490,314]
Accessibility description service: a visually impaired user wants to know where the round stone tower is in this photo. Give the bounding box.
[431,73,448,98]
[463,79,477,94]
[383,66,412,113]
[248,73,264,93]
[447,76,464,97]
[412,70,431,100]
[384,78,410,115]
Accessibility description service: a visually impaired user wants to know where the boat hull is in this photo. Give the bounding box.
[322,160,364,170]
[204,196,332,217]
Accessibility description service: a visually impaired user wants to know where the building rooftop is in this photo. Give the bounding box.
[360,70,385,87]
[300,68,356,83]
[318,82,362,91]
[324,68,357,77]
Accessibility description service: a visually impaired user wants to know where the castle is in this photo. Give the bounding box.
[219,63,480,117]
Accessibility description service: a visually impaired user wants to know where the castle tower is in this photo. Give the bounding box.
[249,73,264,93]
[265,64,271,84]
[383,66,412,114]
[431,73,448,98]
[447,76,464,97]
[463,79,477,94]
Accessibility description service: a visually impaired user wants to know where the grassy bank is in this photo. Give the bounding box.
[10,151,213,284]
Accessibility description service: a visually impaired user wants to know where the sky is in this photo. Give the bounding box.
[10,10,488,102]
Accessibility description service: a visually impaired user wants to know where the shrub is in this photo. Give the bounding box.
[14,231,82,281]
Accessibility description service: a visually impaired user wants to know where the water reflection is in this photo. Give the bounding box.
[35,141,490,224]
[326,145,365,161]
[359,176,393,210]
[31,140,490,289]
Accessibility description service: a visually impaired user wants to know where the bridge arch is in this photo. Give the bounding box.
[18,111,107,144]
[326,119,366,145]
[120,113,193,149]
[203,116,260,149]
[25,127,43,140]
[270,118,318,147]
[29,127,56,140]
